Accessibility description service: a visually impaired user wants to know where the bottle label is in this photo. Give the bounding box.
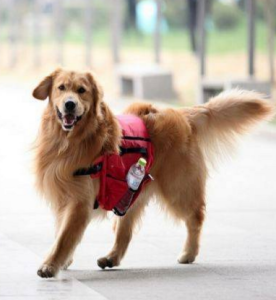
[127,172,143,190]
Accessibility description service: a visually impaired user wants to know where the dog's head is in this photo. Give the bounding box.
[33,68,103,132]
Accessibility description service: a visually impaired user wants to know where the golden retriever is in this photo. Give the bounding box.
[33,68,274,278]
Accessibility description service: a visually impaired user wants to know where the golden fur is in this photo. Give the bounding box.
[33,68,274,278]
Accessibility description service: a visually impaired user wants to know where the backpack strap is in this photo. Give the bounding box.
[73,157,104,177]
[122,136,151,142]
[119,147,148,156]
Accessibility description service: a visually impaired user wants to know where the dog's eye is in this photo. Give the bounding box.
[77,87,86,94]
[58,84,65,91]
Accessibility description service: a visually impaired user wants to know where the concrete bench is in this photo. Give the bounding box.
[199,78,271,103]
[116,64,175,100]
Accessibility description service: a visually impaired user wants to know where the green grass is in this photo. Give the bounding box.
[207,20,268,54]
[0,20,273,55]
[63,20,274,55]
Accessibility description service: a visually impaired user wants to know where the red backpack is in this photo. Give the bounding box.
[74,115,154,215]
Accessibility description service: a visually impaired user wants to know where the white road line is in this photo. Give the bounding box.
[0,233,108,300]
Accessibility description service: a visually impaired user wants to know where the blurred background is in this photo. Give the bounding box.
[0,0,275,105]
[1,1,276,298]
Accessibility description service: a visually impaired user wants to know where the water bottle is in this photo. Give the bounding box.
[113,158,147,216]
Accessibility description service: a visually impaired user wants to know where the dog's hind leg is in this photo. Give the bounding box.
[157,162,206,265]
[97,189,151,269]
[177,206,205,264]
[160,187,205,264]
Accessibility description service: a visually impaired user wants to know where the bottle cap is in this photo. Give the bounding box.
[138,158,147,167]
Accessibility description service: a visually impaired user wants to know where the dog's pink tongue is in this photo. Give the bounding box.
[64,114,75,125]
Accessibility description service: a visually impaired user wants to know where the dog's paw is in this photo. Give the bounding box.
[177,253,196,264]
[97,256,118,270]
[37,264,58,278]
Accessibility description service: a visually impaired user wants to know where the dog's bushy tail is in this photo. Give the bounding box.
[187,90,275,164]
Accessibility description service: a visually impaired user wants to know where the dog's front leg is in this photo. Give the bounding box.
[37,201,92,278]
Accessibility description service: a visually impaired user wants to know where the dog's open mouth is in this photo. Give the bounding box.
[57,108,83,131]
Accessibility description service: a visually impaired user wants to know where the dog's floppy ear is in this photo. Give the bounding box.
[86,72,104,113]
[32,69,61,100]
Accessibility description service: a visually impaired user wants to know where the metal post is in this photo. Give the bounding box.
[197,0,206,77]
[85,0,93,68]
[154,0,161,64]
[55,0,64,65]
[247,0,255,78]
[111,0,122,64]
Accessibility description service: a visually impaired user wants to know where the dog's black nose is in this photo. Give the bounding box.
[65,101,76,111]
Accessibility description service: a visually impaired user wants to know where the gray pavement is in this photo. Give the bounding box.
[0,84,276,299]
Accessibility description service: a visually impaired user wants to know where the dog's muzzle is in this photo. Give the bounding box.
[56,107,83,131]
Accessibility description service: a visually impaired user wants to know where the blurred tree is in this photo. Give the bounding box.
[187,0,212,54]
[163,0,187,29]
[187,0,197,53]
[237,0,245,10]
[237,0,266,21]
[125,0,137,30]
[213,1,242,31]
